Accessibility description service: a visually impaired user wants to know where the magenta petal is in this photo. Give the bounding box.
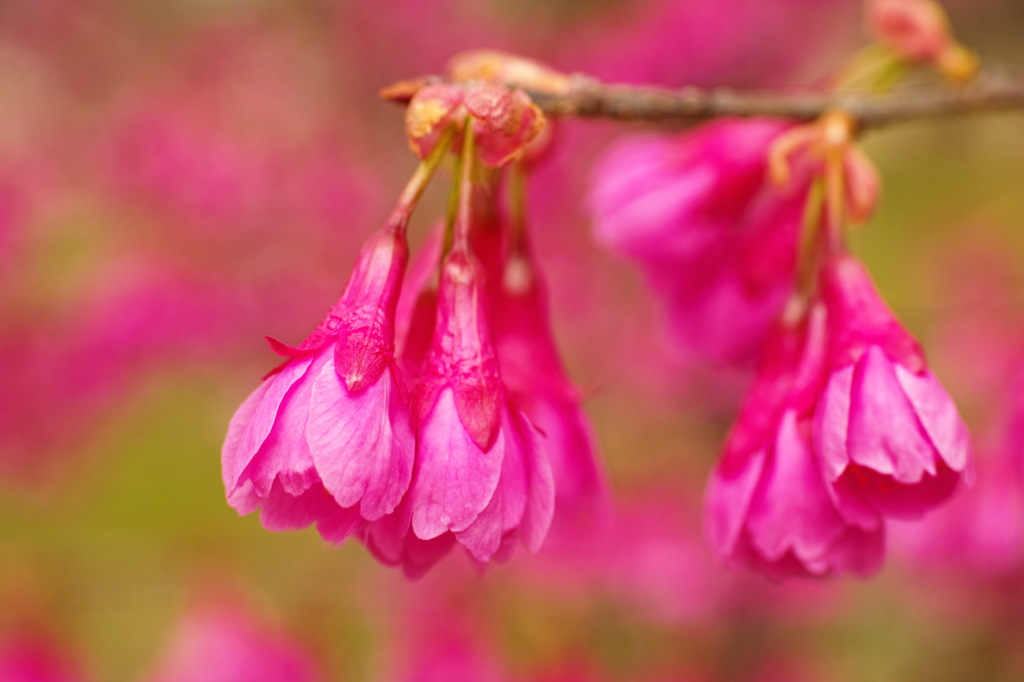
[455,412,529,562]
[259,481,337,532]
[847,347,939,483]
[226,480,263,516]
[705,446,766,558]
[316,505,363,543]
[514,410,555,554]
[240,353,326,497]
[895,365,971,473]
[411,388,504,539]
[222,380,270,493]
[746,411,847,566]
[814,365,854,483]
[306,362,414,520]
[232,356,314,490]
[840,461,963,520]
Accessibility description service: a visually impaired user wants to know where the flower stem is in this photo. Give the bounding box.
[394,124,457,224]
[450,121,477,253]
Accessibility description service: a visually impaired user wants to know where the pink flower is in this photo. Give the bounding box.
[403,246,555,564]
[587,120,803,364]
[221,219,415,543]
[142,604,321,682]
[705,304,884,578]
[814,254,971,522]
[492,248,610,530]
[0,631,88,682]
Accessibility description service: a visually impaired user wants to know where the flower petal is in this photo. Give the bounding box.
[410,388,504,539]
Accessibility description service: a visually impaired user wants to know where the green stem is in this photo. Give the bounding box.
[451,121,477,253]
[395,125,457,224]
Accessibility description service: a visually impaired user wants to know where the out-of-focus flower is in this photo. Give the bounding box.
[403,245,555,564]
[705,304,885,578]
[866,0,977,81]
[588,119,802,365]
[222,218,414,543]
[142,604,321,682]
[492,246,610,532]
[0,630,88,682]
[867,0,951,63]
[814,254,971,523]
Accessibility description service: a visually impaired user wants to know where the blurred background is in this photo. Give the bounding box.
[1,0,1024,680]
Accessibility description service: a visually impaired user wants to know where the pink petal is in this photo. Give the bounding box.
[514,410,555,554]
[410,388,504,539]
[705,446,767,557]
[847,347,939,483]
[231,355,314,490]
[455,412,529,562]
[306,363,413,520]
[895,365,971,473]
[838,461,962,520]
[814,364,854,483]
[222,380,271,493]
[316,505,363,543]
[239,354,325,497]
[259,481,337,532]
[746,411,848,566]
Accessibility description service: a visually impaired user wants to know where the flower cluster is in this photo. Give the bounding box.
[590,113,972,578]
[222,59,607,576]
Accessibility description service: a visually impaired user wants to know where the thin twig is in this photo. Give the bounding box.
[525,66,1024,129]
[387,63,1024,130]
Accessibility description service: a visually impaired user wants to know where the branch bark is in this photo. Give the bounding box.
[522,65,1024,129]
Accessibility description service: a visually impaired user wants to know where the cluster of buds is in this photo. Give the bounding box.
[222,53,607,576]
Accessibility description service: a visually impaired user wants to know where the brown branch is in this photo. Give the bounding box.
[385,63,1024,131]
[523,65,1024,129]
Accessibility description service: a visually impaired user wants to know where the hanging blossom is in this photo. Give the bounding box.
[705,108,971,578]
[588,118,807,365]
[706,303,885,578]
[225,53,605,576]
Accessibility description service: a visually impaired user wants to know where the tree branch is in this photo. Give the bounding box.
[522,65,1024,129]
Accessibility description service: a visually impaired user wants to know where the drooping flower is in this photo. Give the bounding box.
[142,604,322,682]
[221,215,415,543]
[814,254,972,522]
[587,119,804,364]
[402,244,555,565]
[492,247,610,530]
[705,303,885,578]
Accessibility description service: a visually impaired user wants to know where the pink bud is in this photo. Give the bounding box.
[406,84,465,159]
[867,0,952,63]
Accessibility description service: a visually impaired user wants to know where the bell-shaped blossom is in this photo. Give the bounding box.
[142,604,322,682]
[587,119,802,364]
[814,254,971,522]
[404,246,555,564]
[221,219,415,542]
[492,249,610,529]
[705,304,885,579]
